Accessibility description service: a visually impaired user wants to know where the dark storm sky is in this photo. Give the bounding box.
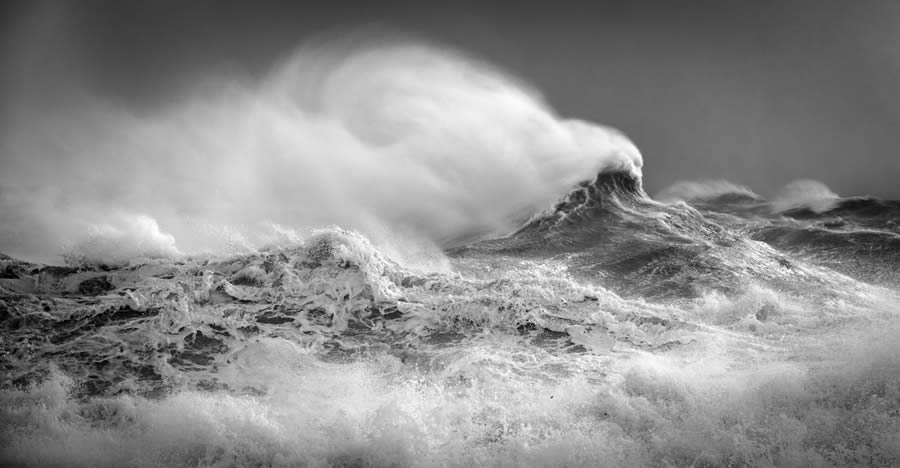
[5,0,900,198]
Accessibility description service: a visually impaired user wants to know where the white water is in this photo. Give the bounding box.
[2,229,900,467]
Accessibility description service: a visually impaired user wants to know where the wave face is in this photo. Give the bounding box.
[4,40,900,467]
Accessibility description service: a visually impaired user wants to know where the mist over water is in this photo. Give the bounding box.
[0,38,640,266]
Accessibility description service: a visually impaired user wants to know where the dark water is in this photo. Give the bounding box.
[2,172,900,467]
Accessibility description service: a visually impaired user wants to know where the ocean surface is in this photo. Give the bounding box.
[2,169,900,467]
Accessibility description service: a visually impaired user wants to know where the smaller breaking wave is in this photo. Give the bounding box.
[772,179,840,214]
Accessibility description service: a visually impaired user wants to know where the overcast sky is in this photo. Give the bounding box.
[4,0,900,198]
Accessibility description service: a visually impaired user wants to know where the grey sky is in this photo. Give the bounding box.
[4,0,900,198]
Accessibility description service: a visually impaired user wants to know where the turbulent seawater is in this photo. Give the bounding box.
[2,170,900,467]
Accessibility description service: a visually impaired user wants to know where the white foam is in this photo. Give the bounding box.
[3,228,900,467]
[6,320,900,467]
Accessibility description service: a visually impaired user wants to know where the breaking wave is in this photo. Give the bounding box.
[772,179,840,214]
[1,37,640,266]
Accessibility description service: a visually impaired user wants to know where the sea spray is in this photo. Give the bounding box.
[1,38,641,265]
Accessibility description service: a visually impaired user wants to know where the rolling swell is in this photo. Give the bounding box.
[454,171,815,300]
[751,223,900,286]
[663,185,900,285]
[781,196,900,233]
[649,177,900,287]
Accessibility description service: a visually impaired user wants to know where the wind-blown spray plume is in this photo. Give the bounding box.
[655,180,760,203]
[0,39,641,265]
[772,179,840,213]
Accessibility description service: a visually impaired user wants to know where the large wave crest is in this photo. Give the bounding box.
[0,35,641,265]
